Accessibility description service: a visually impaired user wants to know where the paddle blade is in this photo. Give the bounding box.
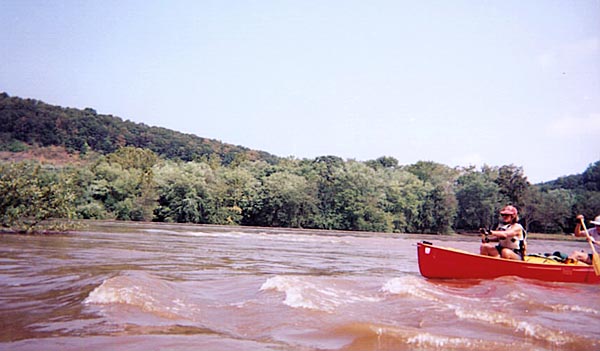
[592,252,600,276]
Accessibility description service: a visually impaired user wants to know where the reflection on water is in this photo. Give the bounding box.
[1,221,599,350]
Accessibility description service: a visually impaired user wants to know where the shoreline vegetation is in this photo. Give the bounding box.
[1,146,598,236]
[1,93,599,235]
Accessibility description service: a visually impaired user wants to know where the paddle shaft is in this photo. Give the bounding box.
[580,218,600,275]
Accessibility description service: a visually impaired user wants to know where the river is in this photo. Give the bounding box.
[1,221,599,351]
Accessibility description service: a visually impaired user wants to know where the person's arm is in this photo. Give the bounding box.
[574,214,585,238]
[575,216,599,246]
[479,228,498,242]
[481,234,499,242]
[490,225,521,240]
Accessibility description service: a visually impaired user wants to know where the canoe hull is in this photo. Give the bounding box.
[417,242,600,284]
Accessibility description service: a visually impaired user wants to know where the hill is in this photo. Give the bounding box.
[539,163,600,192]
[0,92,279,165]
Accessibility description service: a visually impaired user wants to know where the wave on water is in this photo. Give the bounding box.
[260,275,380,312]
[504,287,600,316]
[549,304,599,314]
[381,276,598,349]
[452,306,578,346]
[333,322,535,351]
[333,314,596,351]
[84,272,198,320]
[141,227,350,245]
[381,276,445,303]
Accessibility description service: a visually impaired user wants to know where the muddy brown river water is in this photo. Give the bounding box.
[1,221,599,350]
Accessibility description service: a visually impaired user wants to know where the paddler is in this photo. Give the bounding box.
[479,205,526,260]
[568,214,600,264]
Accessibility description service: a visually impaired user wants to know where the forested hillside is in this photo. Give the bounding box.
[0,92,279,165]
[1,93,599,234]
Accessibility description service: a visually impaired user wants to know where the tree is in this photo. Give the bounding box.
[88,147,159,221]
[90,162,141,220]
[70,166,108,219]
[455,170,503,230]
[153,161,213,223]
[0,162,77,232]
[331,161,391,232]
[380,168,426,233]
[416,184,457,234]
[533,189,576,233]
[406,161,459,234]
[0,93,281,167]
[366,156,399,170]
[582,161,600,192]
[405,161,458,184]
[495,165,530,207]
[572,190,600,227]
[255,171,318,228]
[311,156,346,229]
[210,165,261,225]
[106,146,158,171]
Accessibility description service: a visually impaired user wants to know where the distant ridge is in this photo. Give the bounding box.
[0,92,280,165]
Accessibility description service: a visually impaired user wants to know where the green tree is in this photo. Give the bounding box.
[455,169,503,230]
[366,156,399,170]
[406,161,458,234]
[380,168,425,233]
[89,147,159,221]
[153,161,213,223]
[416,184,457,234]
[106,146,158,171]
[582,161,600,192]
[533,189,576,233]
[210,165,261,225]
[495,165,530,207]
[332,161,391,232]
[311,156,346,229]
[255,171,318,228]
[405,161,458,184]
[0,162,77,232]
[572,190,600,227]
[70,166,108,219]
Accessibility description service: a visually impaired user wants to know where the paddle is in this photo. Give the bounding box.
[580,217,600,275]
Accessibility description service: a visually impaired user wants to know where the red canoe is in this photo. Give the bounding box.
[417,241,600,284]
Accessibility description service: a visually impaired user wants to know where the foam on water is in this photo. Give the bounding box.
[381,276,445,303]
[453,306,577,346]
[406,332,484,349]
[380,276,596,349]
[260,275,380,312]
[550,304,599,314]
[142,228,350,245]
[84,272,197,320]
[333,322,524,351]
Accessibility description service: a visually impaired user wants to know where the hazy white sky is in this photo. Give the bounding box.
[1,0,599,183]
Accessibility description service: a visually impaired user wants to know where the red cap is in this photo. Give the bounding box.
[500,205,518,215]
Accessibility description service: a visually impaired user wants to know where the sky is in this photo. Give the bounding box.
[1,0,599,183]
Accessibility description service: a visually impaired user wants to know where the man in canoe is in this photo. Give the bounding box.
[479,205,526,260]
[568,214,600,264]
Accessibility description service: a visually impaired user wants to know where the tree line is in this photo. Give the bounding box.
[0,92,278,165]
[2,146,599,234]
